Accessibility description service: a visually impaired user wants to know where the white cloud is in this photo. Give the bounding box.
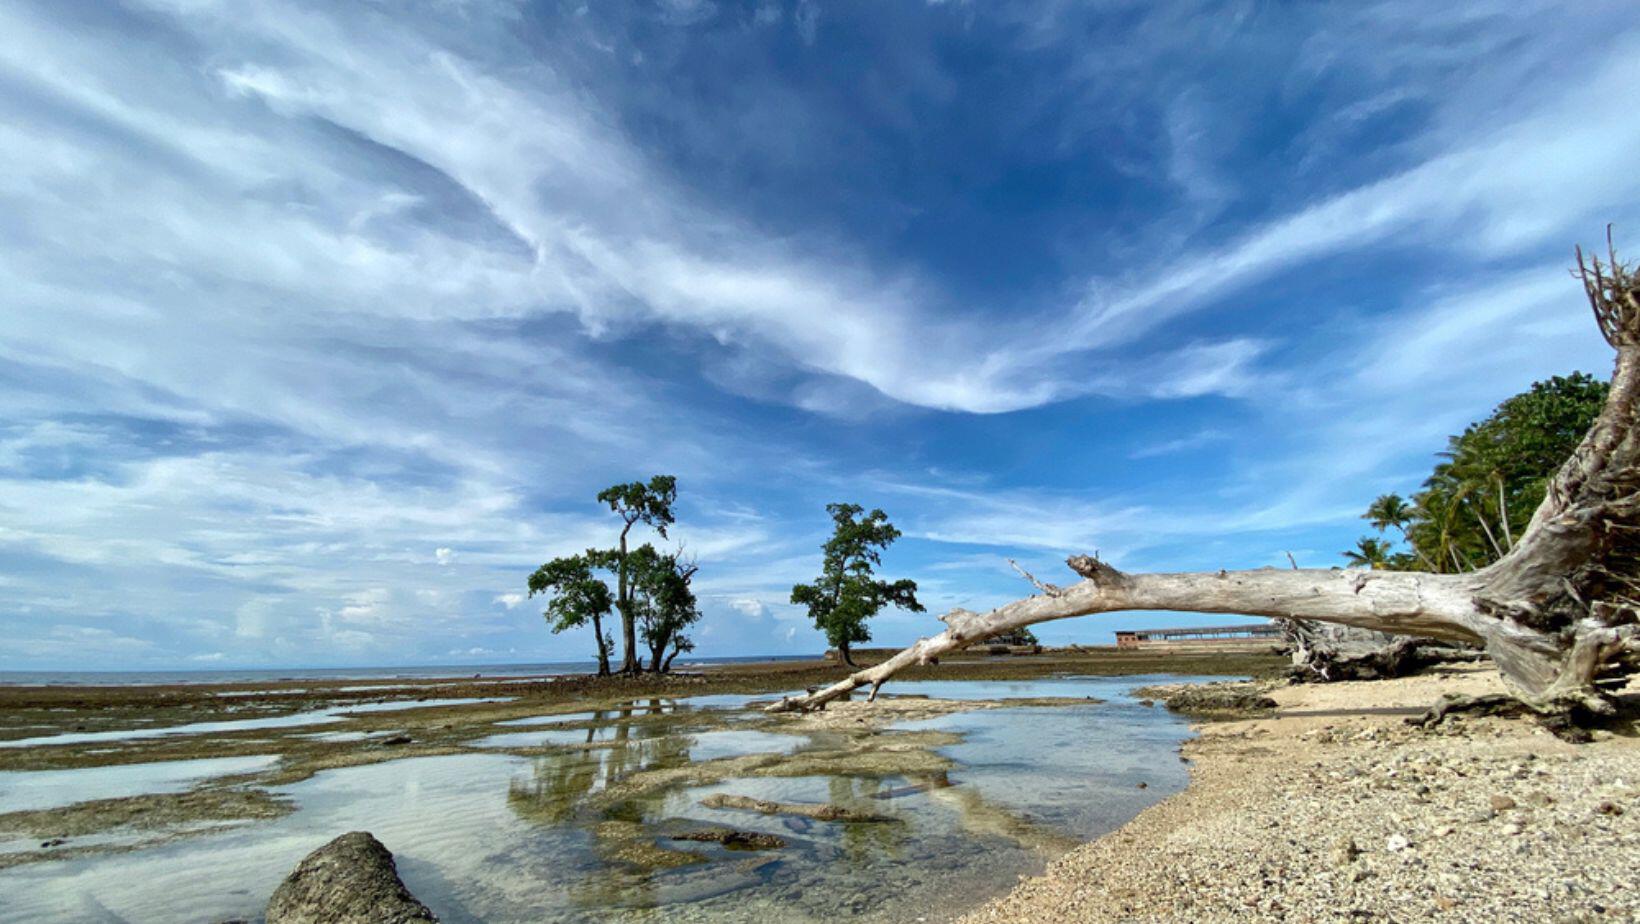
[794,0,820,45]
[1059,40,1640,356]
[1128,429,1230,460]
[334,588,393,626]
[0,1,1632,667]
[0,0,1244,416]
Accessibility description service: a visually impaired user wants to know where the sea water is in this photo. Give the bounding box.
[0,676,1206,923]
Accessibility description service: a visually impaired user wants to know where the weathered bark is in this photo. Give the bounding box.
[1281,619,1480,683]
[771,240,1639,718]
[617,523,639,675]
[591,610,611,677]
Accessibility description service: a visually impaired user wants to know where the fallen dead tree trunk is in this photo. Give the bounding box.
[1280,619,1482,683]
[771,234,1639,722]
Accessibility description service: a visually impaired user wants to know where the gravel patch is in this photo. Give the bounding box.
[959,667,1640,923]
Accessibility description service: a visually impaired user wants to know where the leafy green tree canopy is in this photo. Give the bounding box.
[791,503,924,667]
[527,554,615,674]
[597,476,678,537]
[1342,536,1394,570]
[1350,372,1609,572]
[623,543,702,673]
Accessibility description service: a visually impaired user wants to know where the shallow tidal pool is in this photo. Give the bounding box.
[0,676,1209,923]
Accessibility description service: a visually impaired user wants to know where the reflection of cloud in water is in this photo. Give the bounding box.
[0,755,281,812]
[0,698,514,749]
[495,711,599,727]
[0,678,1202,923]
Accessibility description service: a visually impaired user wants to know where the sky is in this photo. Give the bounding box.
[2,0,1636,671]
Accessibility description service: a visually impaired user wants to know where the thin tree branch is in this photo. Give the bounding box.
[1006,558,1063,596]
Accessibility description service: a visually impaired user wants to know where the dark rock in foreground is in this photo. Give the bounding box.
[266,831,439,924]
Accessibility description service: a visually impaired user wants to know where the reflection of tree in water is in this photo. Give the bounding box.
[503,710,1073,919]
[508,747,603,825]
[506,706,708,912]
[506,706,690,825]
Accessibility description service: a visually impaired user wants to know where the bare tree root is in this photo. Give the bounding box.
[1283,623,1484,684]
[1407,692,1634,744]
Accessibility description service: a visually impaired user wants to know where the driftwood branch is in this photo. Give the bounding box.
[1007,558,1063,596]
[772,237,1640,718]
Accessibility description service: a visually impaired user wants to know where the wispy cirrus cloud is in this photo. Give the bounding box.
[0,0,1632,666]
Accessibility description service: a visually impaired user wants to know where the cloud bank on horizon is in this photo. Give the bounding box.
[1,0,1635,669]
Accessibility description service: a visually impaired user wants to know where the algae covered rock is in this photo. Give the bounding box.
[1157,683,1278,718]
[669,827,787,850]
[265,831,439,924]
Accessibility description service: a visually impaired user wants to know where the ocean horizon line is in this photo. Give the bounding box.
[0,654,819,686]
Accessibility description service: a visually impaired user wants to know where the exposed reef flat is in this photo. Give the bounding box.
[3,643,1279,873]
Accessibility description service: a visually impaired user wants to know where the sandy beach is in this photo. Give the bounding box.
[960,666,1639,923]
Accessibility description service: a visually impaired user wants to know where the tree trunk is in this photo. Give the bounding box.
[617,523,640,675]
[770,241,1639,719]
[592,609,611,677]
[1281,619,1479,683]
[838,641,858,668]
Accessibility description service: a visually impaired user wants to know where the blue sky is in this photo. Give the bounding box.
[2,0,1636,670]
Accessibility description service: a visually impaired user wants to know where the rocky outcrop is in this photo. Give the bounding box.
[668,827,786,850]
[700,793,895,822]
[1152,682,1278,719]
[265,831,439,924]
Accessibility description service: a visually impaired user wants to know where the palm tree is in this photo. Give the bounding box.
[1362,493,1438,570]
[1363,493,1411,533]
[1342,536,1393,569]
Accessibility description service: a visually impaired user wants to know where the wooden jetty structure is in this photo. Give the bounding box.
[1114,622,1281,650]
